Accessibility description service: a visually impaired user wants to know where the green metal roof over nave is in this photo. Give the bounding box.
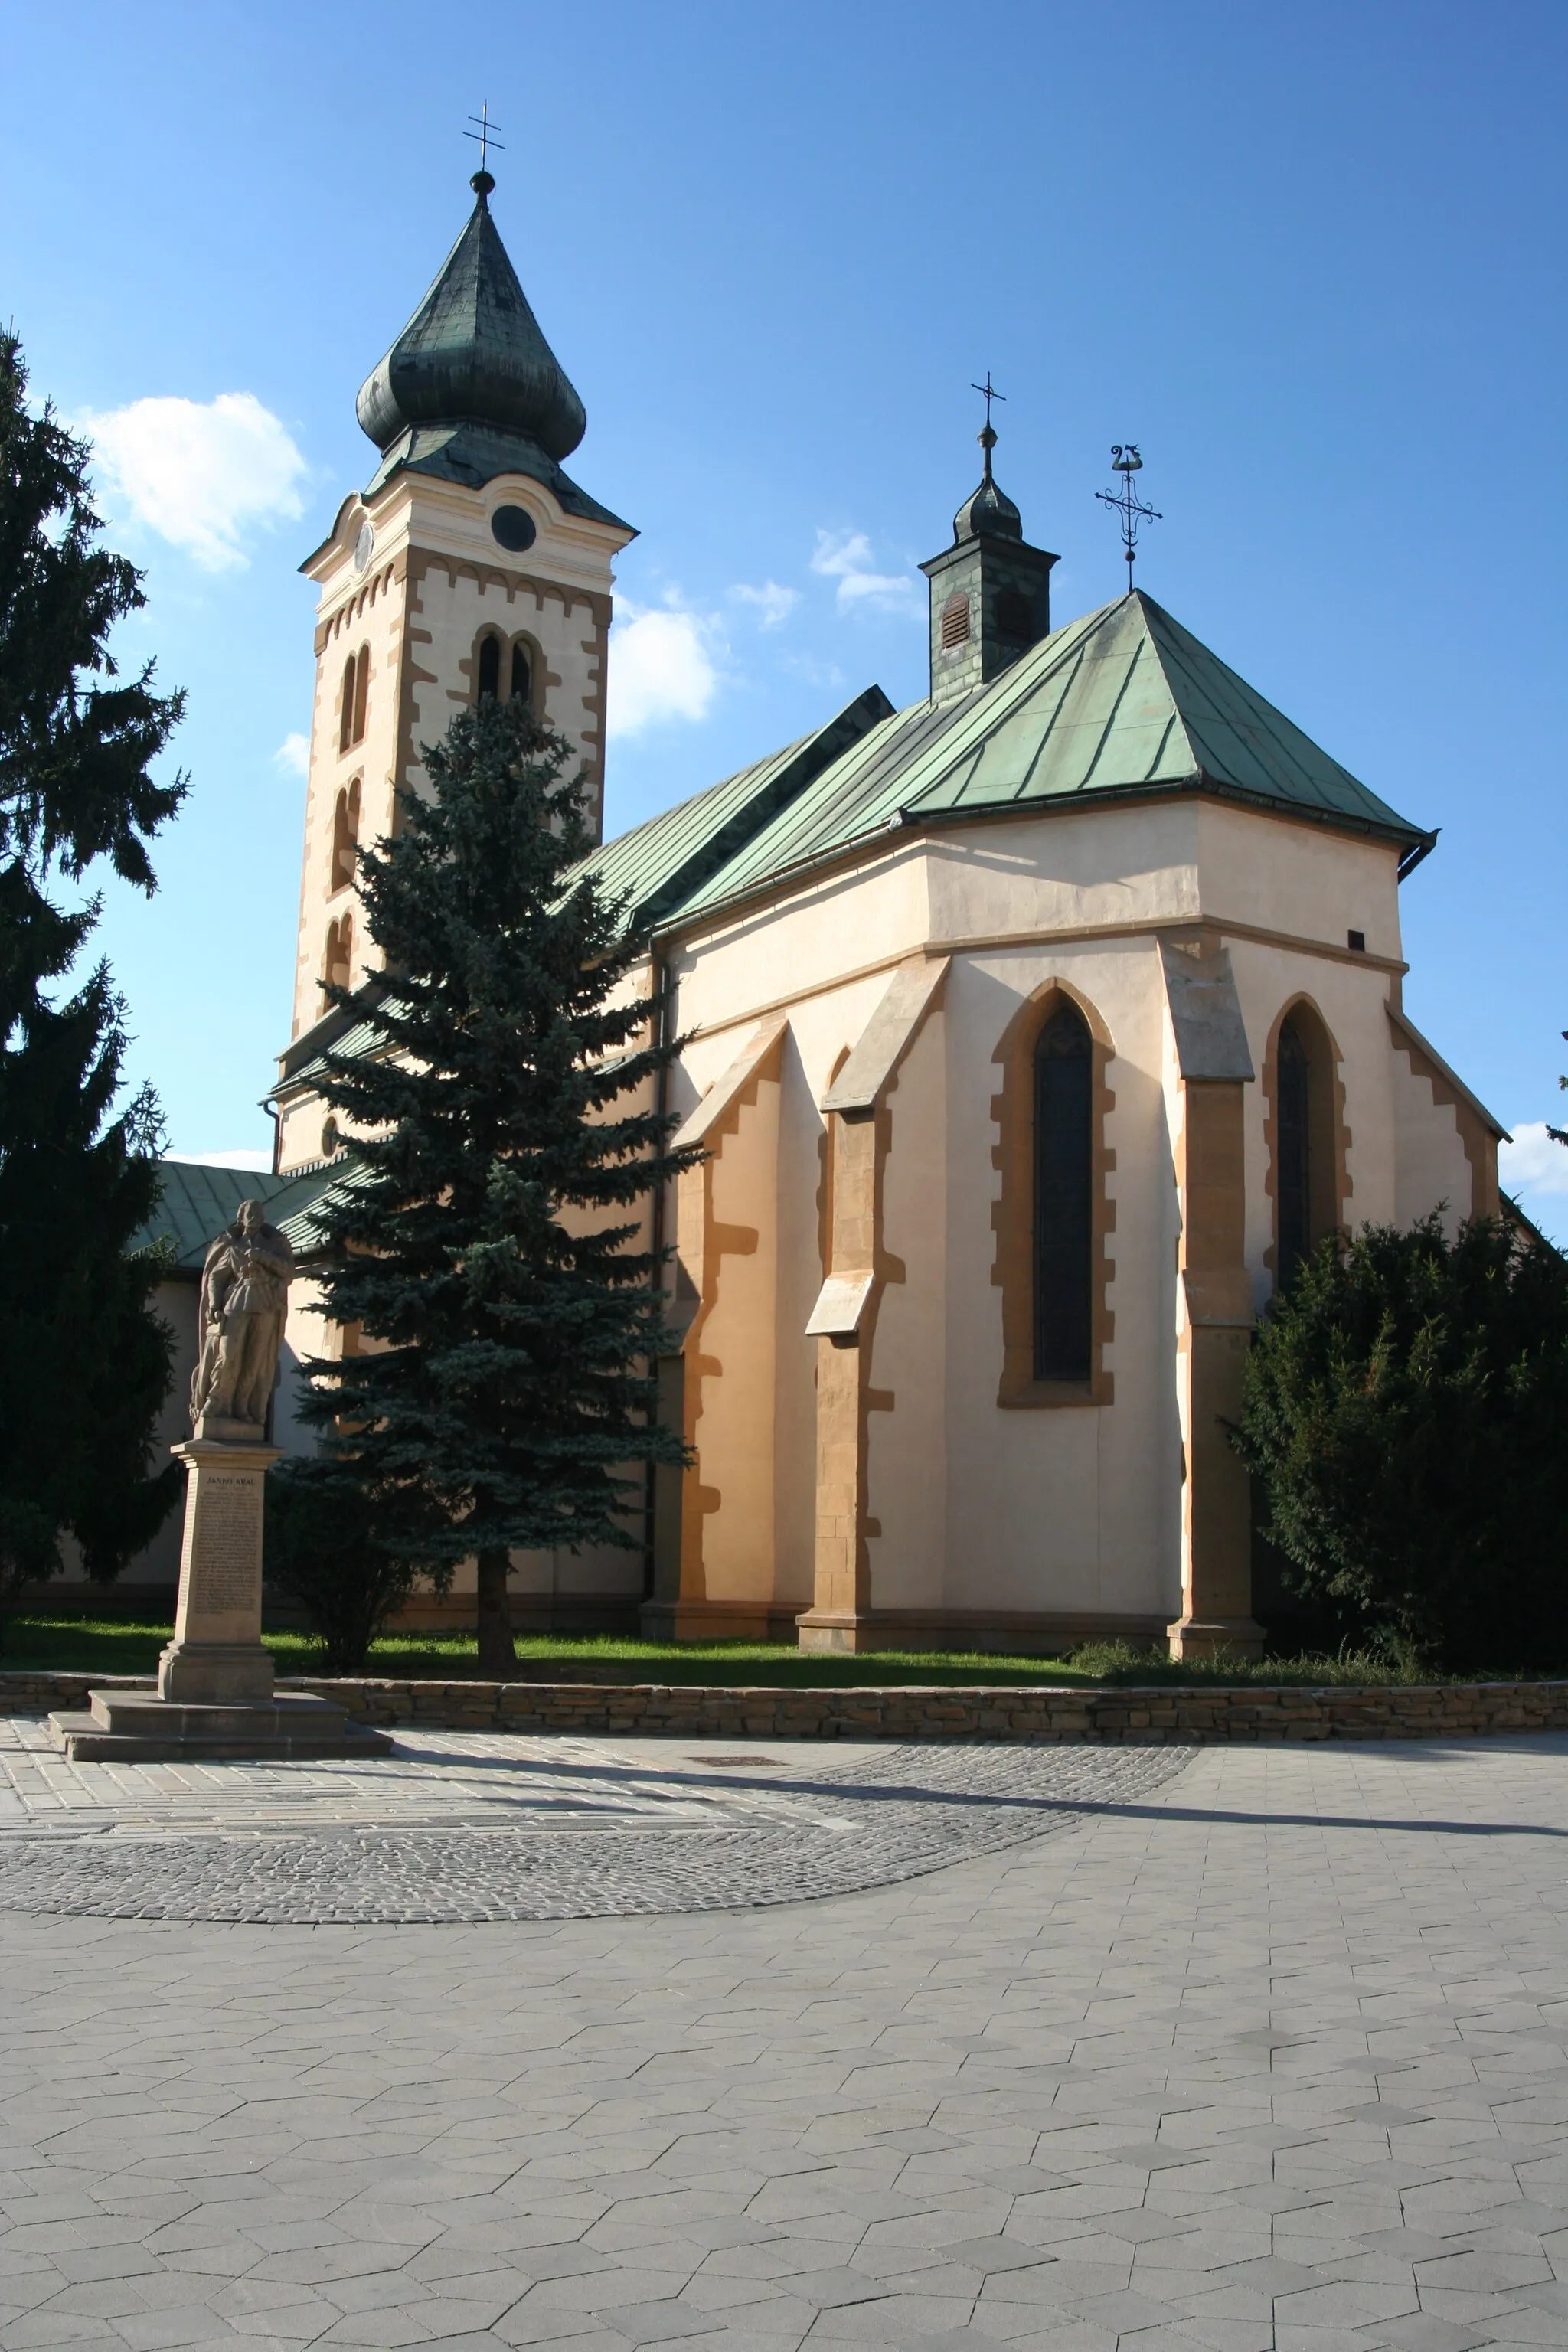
[574,589,1429,939]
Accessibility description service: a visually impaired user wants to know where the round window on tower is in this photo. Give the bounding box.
[491,505,538,554]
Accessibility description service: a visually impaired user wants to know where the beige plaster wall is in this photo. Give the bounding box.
[655,796,1485,1632]
[1390,1048,1479,1235]
[864,1001,947,1609]
[286,462,629,1114]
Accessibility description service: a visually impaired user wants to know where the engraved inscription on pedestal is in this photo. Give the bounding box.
[190,1475,263,1619]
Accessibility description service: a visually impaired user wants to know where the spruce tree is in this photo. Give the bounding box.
[302,695,697,1674]
[0,333,188,1620]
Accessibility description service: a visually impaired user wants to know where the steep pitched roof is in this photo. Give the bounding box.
[659,591,1429,929]
[570,687,893,937]
[133,1161,335,1276]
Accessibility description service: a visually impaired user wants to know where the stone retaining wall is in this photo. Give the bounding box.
[6,1671,1568,1743]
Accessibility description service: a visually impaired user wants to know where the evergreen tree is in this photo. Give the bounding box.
[0,332,188,1619]
[302,695,697,1675]
[1233,1213,1568,1671]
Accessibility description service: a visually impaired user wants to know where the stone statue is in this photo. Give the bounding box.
[190,1199,296,1434]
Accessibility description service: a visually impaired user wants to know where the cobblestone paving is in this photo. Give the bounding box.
[0,1723,1191,1922]
[2,1735,1568,2350]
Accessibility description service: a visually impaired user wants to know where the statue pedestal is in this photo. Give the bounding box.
[49,1438,390,1763]
[158,1436,279,1703]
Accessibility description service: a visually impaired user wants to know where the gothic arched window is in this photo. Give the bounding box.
[1276,1017,1311,1286]
[1033,1001,1093,1382]
[477,634,502,700]
[1271,1002,1341,1291]
[331,777,360,895]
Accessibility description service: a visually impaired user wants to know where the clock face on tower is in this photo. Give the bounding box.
[353,521,374,571]
[491,505,537,554]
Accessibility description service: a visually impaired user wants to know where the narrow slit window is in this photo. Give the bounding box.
[338,652,358,753]
[477,635,501,700]
[509,642,531,702]
[351,644,370,744]
[1033,1002,1093,1382]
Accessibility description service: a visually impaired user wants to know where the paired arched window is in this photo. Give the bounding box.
[1033,1002,1093,1382]
[331,777,360,895]
[1270,1000,1341,1290]
[322,912,352,998]
[338,645,369,751]
[476,632,533,704]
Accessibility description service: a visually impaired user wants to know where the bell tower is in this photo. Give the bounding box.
[920,416,1057,704]
[281,165,635,1135]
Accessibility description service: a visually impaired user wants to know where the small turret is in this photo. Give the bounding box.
[920,412,1057,704]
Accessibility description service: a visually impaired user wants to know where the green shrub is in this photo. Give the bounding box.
[1233,1213,1568,1673]
[263,1457,425,1674]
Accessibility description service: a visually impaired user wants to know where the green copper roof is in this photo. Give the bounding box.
[570,687,893,937]
[359,179,586,461]
[355,178,631,530]
[661,590,1429,928]
[132,1161,335,1276]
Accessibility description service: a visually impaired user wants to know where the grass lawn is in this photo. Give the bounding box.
[0,1619,1474,1687]
[0,1618,1105,1687]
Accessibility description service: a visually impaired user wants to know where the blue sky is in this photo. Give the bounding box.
[5,1,1566,1229]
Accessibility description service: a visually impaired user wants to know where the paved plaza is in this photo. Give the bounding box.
[2,1730,1567,2350]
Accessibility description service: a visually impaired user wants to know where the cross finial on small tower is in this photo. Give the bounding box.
[465,103,506,198]
[1095,443,1162,591]
[971,372,1006,479]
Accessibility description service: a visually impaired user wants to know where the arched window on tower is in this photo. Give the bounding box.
[351,644,370,744]
[509,641,531,703]
[1033,1001,1093,1382]
[331,778,361,895]
[323,912,353,999]
[338,651,358,753]
[477,633,502,700]
[941,590,972,648]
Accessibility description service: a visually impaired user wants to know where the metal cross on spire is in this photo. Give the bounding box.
[971,372,1007,430]
[1095,444,1162,592]
[971,374,1006,476]
[465,103,506,178]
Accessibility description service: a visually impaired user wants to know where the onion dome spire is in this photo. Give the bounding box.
[356,170,587,463]
[953,417,1023,543]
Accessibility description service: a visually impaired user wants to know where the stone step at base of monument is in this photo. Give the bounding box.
[48,1686,394,1762]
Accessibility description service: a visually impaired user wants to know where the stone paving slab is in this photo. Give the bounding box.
[0,1726,1190,1922]
[2,1736,1567,2347]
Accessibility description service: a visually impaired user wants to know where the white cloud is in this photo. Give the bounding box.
[273,732,310,778]
[1499,1120,1568,1200]
[730,580,799,631]
[83,391,308,571]
[608,603,720,738]
[165,1148,273,1171]
[811,528,918,612]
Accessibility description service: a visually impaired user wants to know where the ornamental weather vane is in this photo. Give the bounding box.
[1096,445,1161,591]
[465,103,506,183]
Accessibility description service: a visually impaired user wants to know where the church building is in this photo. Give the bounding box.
[269,168,1506,1660]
